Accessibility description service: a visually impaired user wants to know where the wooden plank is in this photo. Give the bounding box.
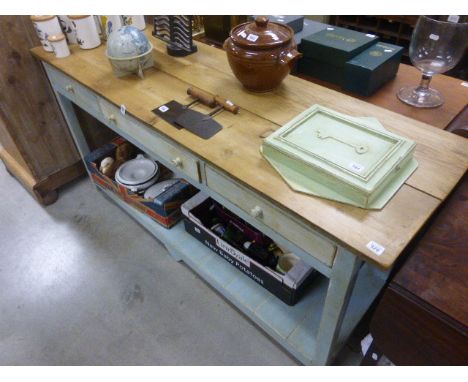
[30,38,463,269]
[34,160,85,195]
[0,148,58,205]
[0,147,36,189]
[0,16,80,180]
[0,114,32,175]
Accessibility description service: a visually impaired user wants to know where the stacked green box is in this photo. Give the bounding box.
[298,26,379,84]
[297,26,403,96]
[343,42,403,96]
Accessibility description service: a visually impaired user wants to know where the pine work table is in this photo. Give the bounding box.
[31,32,468,365]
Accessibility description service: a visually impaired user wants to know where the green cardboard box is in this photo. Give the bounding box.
[300,26,379,67]
[344,42,403,96]
[297,57,343,85]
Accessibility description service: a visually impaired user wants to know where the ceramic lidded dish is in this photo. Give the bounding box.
[223,16,302,92]
[30,16,62,52]
[115,154,160,193]
[261,104,418,209]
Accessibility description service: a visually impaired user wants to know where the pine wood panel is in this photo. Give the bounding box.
[0,114,32,175]
[0,16,79,180]
[31,35,467,269]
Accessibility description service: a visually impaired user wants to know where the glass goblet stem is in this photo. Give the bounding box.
[416,73,432,92]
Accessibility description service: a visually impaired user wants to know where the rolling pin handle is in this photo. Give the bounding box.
[187,87,217,107]
[214,96,240,114]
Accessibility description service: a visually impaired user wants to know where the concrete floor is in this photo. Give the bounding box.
[0,163,364,365]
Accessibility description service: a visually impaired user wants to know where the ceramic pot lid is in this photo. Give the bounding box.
[144,179,179,200]
[115,155,159,186]
[230,16,293,49]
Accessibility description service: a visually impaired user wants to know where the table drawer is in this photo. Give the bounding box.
[45,64,102,119]
[205,166,337,267]
[97,97,200,183]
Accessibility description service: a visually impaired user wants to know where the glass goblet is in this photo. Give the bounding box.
[397,15,468,108]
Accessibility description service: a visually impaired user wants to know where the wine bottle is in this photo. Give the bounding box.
[210,220,244,247]
[243,241,278,269]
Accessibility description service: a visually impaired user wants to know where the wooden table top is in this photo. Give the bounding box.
[298,63,468,130]
[31,33,468,269]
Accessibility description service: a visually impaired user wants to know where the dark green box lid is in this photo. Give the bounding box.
[344,42,403,96]
[300,26,379,67]
[346,42,403,70]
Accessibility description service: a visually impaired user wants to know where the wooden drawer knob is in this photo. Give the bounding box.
[172,157,183,168]
[250,205,263,219]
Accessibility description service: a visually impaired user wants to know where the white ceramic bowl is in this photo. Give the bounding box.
[116,174,158,193]
[115,154,158,186]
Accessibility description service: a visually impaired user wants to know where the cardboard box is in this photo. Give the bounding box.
[300,26,379,67]
[182,193,317,305]
[343,42,403,96]
[84,137,198,228]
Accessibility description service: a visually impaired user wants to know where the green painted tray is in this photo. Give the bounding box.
[261,105,418,209]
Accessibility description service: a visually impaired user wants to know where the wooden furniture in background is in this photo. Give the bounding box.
[0,16,83,205]
[368,174,468,365]
[297,63,468,130]
[202,16,247,46]
[329,15,468,80]
[330,16,418,59]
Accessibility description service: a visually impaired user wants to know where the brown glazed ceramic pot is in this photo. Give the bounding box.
[223,16,302,92]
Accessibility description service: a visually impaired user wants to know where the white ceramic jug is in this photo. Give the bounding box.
[30,15,62,52]
[68,15,101,49]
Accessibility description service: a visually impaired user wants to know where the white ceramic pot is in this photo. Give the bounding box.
[30,15,62,52]
[115,154,160,191]
[276,253,300,275]
[123,15,146,30]
[116,175,158,193]
[57,15,77,44]
[104,15,124,38]
[47,33,70,58]
[68,15,101,49]
[93,16,103,37]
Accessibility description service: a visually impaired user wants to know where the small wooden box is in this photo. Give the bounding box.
[261,105,418,209]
